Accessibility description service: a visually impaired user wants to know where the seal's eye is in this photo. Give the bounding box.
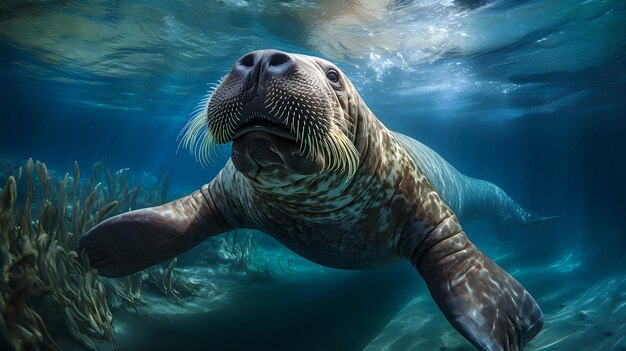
[326,70,340,83]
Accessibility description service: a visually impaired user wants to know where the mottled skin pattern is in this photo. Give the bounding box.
[80,50,543,350]
[395,134,556,227]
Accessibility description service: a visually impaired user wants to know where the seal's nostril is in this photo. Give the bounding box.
[239,53,255,68]
[235,50,294,90]
[268,52,291,67]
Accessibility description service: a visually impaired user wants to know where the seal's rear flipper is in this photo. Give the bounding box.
[79,187,231,278]
[500,213,563,229]
[412,217,543,350]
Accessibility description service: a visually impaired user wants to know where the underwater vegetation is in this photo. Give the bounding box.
[0,158,264,350]
[0,158,114,350]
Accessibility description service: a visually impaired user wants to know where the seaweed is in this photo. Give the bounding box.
[0,158,206,350]
[218,230,271,281]
[143,258,199,304]
[0,158,270,350]
[0,159,115,350]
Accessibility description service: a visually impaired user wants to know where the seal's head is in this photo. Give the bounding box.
[180,50,361,183]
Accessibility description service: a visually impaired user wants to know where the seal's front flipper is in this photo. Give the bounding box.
[411,217,543,351]
[79,186,231,278]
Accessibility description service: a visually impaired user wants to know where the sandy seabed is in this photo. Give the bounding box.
[56,247,626,351]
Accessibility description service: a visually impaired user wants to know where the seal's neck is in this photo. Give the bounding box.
[242,96,390,213]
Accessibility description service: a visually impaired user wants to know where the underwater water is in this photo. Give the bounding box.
[1,0,625,350]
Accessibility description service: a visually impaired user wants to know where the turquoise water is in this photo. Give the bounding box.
[1,1,625,350]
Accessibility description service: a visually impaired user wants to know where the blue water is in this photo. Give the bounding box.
[1,1,625,350]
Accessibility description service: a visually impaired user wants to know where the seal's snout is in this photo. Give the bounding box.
[182,50,359,178]
[235,50,295,92]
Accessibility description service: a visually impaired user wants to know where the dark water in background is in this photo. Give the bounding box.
[1,1,626,350]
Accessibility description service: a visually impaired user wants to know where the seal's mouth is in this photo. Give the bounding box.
[179,50,360,178]
[232,120,296,141]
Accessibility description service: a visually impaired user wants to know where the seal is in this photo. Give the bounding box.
[395,134,558,228]
[80,50,544,350]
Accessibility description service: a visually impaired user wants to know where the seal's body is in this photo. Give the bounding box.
[395,133,554,226]
[80,50,544,350]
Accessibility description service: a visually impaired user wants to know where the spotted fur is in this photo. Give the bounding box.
[81,51,544,351]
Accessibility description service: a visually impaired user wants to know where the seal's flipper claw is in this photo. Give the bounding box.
[412,217,543,350]
[79,188,232,278]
